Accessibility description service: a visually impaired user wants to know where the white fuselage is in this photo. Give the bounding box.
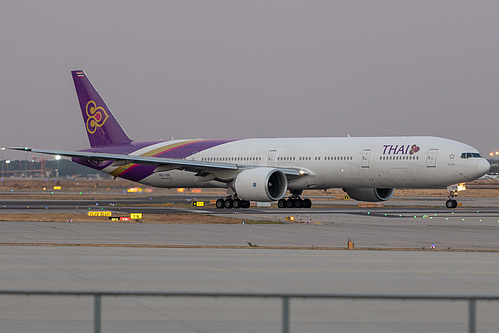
[107,136,489,190]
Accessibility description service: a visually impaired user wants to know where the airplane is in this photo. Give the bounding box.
[8,70,490,209]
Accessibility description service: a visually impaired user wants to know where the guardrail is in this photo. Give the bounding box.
[1,290,498,333]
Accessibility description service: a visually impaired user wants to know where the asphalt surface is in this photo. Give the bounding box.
[1,248,499,333]
[1,195,498,250]
[1,195,499,332]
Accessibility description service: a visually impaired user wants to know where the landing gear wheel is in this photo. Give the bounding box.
[232,199,242,209]
[279,191,312,209]
[446,199,458,209]
[216,198,225,209]
[294,199,303,208]
[278,199,287,208]
[446,189,459,209]
[302,198,312,208]
[224,198,233,209]
[242,200,250,208]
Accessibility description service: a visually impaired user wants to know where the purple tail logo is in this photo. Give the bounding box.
[86,100,109,134]
[72,70,132,147]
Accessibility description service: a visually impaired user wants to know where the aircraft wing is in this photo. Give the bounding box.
[7,147,305,178]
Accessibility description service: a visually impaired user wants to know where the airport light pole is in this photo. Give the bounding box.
[55,155,61,179]
[5,160,10,178]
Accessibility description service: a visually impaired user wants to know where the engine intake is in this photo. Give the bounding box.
[343,188,395,202]
[234,168,287,202]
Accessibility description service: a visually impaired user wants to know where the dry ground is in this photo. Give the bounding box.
[0,213,266,224]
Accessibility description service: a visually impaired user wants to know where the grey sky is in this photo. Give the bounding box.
[1,1,498,160]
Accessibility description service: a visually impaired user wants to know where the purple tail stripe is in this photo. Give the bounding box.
[70,70,239,183]
[72,70,132,148]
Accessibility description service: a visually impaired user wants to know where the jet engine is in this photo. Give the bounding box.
[234,167,287,202]
[343,188,395,202]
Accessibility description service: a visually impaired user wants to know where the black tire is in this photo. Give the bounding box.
[233,199,242,209]
[294,199,303,208]
[278,199,287,208]
[224,198,233,209]
[446,199,458,209]
[286,199,295,208]
[242,200,250,208]
[302,198,312,208]
[216,199,225,209]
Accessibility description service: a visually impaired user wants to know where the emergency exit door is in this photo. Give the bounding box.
[427,149,438,167]
[267,150,277,167]
[361,149,371,168]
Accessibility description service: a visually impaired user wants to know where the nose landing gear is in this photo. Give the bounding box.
[445,191,458,209]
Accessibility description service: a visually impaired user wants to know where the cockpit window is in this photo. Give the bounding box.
[461,152,482,159]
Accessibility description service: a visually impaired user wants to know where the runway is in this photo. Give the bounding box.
[1,196,499,250]
[1,247,499,333]
[0,213,498,250]
[1,196,499,332]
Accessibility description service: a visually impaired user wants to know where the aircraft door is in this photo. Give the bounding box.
[267,150,277,167]
[361,149,371,168]
[427,149,438,167]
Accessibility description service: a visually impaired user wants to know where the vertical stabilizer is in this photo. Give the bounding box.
[72,70,132,147]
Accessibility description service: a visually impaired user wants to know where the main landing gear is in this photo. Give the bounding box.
[277,190,312,209]
[445,191,458,209]
[215,197,251,209]
[215,191,313,209]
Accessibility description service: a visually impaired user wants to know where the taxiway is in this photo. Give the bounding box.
[1,196,499,332]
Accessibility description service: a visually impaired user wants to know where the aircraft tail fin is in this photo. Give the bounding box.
[71,70,132,147]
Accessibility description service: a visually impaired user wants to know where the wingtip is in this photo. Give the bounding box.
[6,147,32,151]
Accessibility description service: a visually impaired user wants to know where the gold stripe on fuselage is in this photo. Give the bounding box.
[109,139,202,177]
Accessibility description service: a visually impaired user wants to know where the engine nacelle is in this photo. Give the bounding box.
[343,188,395,202]
[234,168,287,202]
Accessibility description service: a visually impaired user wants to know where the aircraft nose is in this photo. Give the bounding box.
[477,159,490,176]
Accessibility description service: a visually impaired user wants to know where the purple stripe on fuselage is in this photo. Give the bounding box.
[72,139,238,182]
[72,141,163,171]
[116,139,238,182]
[155,139,238,159]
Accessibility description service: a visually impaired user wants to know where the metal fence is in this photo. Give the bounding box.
[0,290,498,333]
